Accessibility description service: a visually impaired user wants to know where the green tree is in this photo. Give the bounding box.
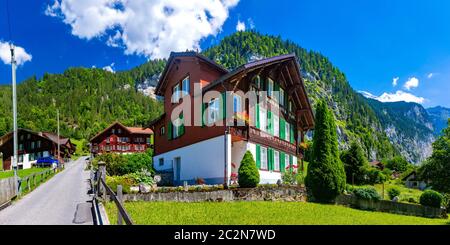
[340,141,368,185]
[238,151,260,188]
[385,156,410,172]
[306,101,346,202]
[419,119,450,193]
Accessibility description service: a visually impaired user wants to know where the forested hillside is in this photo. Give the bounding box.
[0,68,163,139]
[203,31,397,161]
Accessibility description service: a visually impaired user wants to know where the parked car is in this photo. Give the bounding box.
[36,156,59,168]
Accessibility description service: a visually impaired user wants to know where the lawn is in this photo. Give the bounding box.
[350,181,424,203]
[0,167,50,179]
[105,201,449,225]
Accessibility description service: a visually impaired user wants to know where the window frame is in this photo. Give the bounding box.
[267,78,274,97]
[208,98,220,124]
[274,150,280,172]
[260,146,268,170]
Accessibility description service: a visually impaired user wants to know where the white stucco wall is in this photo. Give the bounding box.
[154,135,227,185]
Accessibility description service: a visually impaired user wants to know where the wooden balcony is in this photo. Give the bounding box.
[230,124,298,156]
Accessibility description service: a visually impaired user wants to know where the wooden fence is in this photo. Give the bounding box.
[91,162,134,225]
[18,168,57,194]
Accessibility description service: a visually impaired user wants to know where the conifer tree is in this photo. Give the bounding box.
[306,100,346,202]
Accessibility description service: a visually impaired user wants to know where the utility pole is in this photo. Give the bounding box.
[57,109,60,168]
[10,45,18,178]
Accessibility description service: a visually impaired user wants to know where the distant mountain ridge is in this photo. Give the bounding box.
[427,106,450,135]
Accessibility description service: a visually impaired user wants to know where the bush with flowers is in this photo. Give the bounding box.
[282,164,305,186]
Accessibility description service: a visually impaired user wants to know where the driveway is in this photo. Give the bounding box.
[0,156,94,225]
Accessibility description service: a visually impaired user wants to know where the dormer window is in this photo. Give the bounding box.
[267,78,274,97]
[172,84,181,103]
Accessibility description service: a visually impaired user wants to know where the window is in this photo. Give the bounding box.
[160,126,165,136]
[172,84,181,103]
[172,118,181,139]
[37,140,41,148]
[18,155,23,163]
[253,75,262,89]
[118,128,122,134]
[20,134,24,141]
[233,94,242,114]
[182,76,190,96]
[30,153,35,161]
[274,115,279,137]
[146,137,151,144]
[159,158,164,166]
[208,98,220,124]
[288,100,292,113]
[260,108,267,132]
[267,78,274,97]
[280,88,285,107]
[285,122,290,142]
[19,144,24,151]
[261,146,268,170]
[112,129,115,134]
[31,141,35,150]
[274,151,280,171]
[27,134,31,140]
[106,138,110,143]
[285,154,290,171]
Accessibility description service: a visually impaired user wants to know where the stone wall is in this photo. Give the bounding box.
[336,194,446,218]
[0,177,18,208]
[122,186,307,203]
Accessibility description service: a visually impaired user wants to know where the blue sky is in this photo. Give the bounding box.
[1,0,449,108]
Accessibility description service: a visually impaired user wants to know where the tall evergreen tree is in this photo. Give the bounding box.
[306,100,346,202]
[340,141,368,185]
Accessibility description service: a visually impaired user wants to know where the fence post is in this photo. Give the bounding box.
[27,178,30,191]
[98,161,107,201]
[33,174,36,187]
[117,185,123,225]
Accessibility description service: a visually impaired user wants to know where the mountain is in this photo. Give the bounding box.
[363,99,435,164]
[427,106,450,135]
[1,31,416,162]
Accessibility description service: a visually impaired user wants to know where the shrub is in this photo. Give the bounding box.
[387,187,401,200]
[105,175,137,194]
[420,190,443,208]
[353,187,381,201]
[385,156,410,173]
[93,152,154,176]
[306,101,346,203]
[296,172,305,186]
[238,151,260,188]
[127,168,154,185]
[365,168,387,185]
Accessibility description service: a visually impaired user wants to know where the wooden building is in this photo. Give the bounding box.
[149,52,314,186]
[89,122,153,156]
[0,129,74,170]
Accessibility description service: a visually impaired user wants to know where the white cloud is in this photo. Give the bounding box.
[102,62,115,73]
[403,77,419,90]
[236,20,246,31]
[45,0,240,59]
[427,73,434,79]
[392,77,399,87]
[359,90,425,104]
[0,41,32,66]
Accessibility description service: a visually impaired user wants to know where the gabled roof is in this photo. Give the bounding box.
[402,171,419,181]
[155,51,228,96]
[0,128,56,148]
[89,121,153,142]
[41,132,70,146]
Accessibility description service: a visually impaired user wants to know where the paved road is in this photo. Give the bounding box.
[0,156,94,225]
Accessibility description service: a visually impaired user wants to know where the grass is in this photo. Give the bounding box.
[0,167,50,179]
[71,138,89,160]
[105,201,449,225]
[350,181,424,203]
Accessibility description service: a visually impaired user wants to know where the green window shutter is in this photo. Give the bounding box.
[268,148,274,171]
[280,152,285,173]
[167,121,172,140]
[267,111,272,135]
[256,104,260,129]
[256,144,261,169]
[221,93,226,120]
[280,118,285,139]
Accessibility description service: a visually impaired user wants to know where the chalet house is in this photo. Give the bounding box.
[402,171,428,190]
[41,132,77,160]
[0,129,74,170]
[369,160,384,170]
[149,52,314,186]
[89,122,153,156]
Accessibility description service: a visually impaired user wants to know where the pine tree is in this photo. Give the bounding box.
[340,141,368,185]
[238,151,260,188]
[306,100,346,202]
